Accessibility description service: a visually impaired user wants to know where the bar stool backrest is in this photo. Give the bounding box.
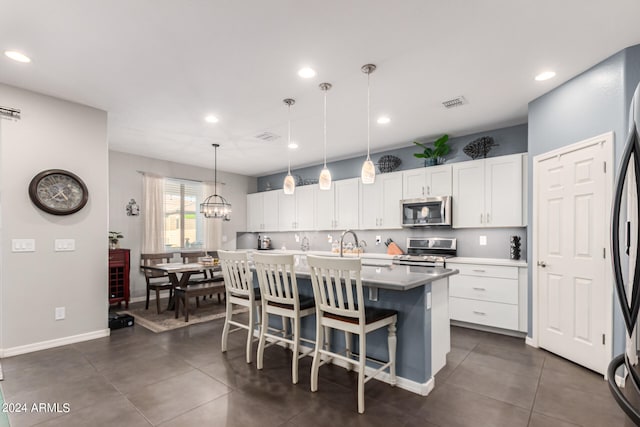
[218,250,255,298]
[253,253,299,309]
[306,255,364,323]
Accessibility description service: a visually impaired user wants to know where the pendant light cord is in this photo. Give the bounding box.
[213,144,218,195]
[323,89,328,167]
[367,71,371,161]
[288,103,292,174]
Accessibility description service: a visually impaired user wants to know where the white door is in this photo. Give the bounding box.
[246,193,263,231]
[295,185,316,230]
[380,172,403,229]
[278,191,296,231]
[359,178,381,229]
[426,164,452,196]
[315,185,335,230]
[485,154,524,227]
[535,133,612,375]
[262,191,279,231]
[334,178,359,229]
[452,161,484,228]
[403,169,426,199]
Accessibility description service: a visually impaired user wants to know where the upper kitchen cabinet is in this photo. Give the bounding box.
[402,164,452,199]
[315,178,359,230]
[277,184,316,231]
[246,190,279,232]
[359,171,403,229]
[452,153,527,228]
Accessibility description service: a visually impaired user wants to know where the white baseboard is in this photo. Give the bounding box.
[451,320,526,339]
[0,329,110,358]
[525,336,538,348]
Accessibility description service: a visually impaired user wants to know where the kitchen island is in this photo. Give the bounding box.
[259,254,458,396]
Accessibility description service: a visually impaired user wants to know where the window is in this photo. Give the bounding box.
[164,178,205,250]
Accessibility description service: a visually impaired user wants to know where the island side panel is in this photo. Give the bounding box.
[430,277,450,375]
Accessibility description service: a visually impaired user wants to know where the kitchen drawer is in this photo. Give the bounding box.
[449,275,518,304]
[450,263,518,279]
[450,297,518,330]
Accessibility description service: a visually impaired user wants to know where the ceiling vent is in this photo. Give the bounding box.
[0,106,21,120]
[442,96,467,109]
[254,131,280,142]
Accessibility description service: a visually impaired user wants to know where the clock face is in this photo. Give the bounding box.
[28,169,89,215]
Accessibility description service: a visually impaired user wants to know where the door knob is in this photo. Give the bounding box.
[537,261,547,268]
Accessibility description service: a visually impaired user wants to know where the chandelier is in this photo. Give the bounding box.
[200,143,232,220]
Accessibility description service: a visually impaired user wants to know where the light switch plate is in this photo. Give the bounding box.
[479,235,487,246]
[12,239,35,252]
[55,307,65,320]
[55,239,75,252]
[375,235,382,245]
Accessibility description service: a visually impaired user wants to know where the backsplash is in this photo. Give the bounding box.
[237,227,527,261]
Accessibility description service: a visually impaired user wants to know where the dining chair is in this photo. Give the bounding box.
[140,252,175,314]
[253,253,315,384]
[218,250,261,364]
[306,255,397,414]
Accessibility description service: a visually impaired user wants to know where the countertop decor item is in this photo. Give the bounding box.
[510,236,521,260]
[413,134,450,166]
[28,169,89,215]
[463,136,498,159]
[361,63,377,184]
[377,155,401,173]
[109,231,123,249]
[200,143,232,220]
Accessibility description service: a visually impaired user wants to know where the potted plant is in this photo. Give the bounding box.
[109,231,123,250]
[413,134,450,166]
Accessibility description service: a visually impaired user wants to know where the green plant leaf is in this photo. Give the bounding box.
[414,153,427,158]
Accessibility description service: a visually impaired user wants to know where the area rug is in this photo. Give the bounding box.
[119,298,247,333]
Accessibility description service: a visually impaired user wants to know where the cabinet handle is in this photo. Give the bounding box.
[472,269,486,273]
[426,185,431,195]
[422,186,425,196]
[472,311,487,316]
[480,213,483,223]
[472,287,486,291]
[486,213,491,223]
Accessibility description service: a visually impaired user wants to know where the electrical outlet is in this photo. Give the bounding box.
[479,235,487,246]
[327,234,333,243]
[55,307,65,320]
[375,236,382,245]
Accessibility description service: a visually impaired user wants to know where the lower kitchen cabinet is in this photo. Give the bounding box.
[448,260,527,333]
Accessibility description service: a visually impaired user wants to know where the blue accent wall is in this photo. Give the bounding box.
[527,45,640,356]
[257,124,527,192]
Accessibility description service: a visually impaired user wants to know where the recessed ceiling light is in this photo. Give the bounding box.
[4,50,31,63]
[377,116,391,125]
[204,115,219,123]
[535,71,556,81]
[298,67,316,79]
[288,141,299,149]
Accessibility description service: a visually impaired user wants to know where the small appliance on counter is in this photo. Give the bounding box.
[392,237,457,267]
[257,235,273,250]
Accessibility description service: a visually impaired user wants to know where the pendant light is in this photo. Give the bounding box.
[283,98,296,195]
[361,64,376,184]
[319,82,332,190]
[200,143,232,221]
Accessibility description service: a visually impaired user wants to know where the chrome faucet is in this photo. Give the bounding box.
[300,235,310,252]
[339,229,359,257]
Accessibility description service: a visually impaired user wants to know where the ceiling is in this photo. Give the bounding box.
[2,1,640,177]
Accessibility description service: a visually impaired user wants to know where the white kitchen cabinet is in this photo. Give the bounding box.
[359,171,403,229]
[277,185,316,231]
[277,191,296,231]
[402,164,452,199]
[448,260,527,333]
[315,185,335,230]
[246,190,279,231]
[334,178,359,229]
[452,153,526,228]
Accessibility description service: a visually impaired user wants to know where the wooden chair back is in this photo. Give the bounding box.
[140,253,174,280]
[306,255,364,322]
[253,253,299,309]
[218,250,255,298]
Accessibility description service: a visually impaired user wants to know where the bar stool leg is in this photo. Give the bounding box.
[357,333,366,414]
[246,301,255,363]
[311,321,324,392]
[292,316,301,384]
[345,332,352,371]
[388,322,397,386]
[221,297,232,353]
[257,301,268,370]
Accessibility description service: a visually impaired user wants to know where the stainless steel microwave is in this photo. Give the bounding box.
[401,196,452,227]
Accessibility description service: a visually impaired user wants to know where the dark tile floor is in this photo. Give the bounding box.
[0,315,633,427]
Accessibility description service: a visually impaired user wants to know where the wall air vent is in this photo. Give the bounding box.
[0,106,21,120]
[254,132,280,142]
[442,96,467,109]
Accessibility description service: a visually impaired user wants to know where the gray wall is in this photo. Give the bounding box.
[258,124,527,192]
[109,151,257,299]
[0,84,109,352]
[528,47,636,354]
[238,227,526,260]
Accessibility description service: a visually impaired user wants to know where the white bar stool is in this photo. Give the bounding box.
[218,250,261,364]
[253,253,316,384]
[307,255,397,414]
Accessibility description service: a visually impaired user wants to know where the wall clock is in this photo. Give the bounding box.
[28,169,89,215]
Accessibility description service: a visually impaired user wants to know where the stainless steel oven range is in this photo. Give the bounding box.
[392,237,457,267]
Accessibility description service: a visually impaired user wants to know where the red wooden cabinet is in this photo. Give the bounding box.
[109,249,130,308]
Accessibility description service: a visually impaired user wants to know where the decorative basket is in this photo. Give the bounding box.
[377,155,402,173]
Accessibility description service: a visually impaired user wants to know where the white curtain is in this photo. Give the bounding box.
[142,173,166,253]
[202,181,222,251]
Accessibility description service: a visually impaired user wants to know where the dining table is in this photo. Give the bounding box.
[140,262,222,310]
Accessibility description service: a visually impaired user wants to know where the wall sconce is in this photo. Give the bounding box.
[126,199,140,216]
